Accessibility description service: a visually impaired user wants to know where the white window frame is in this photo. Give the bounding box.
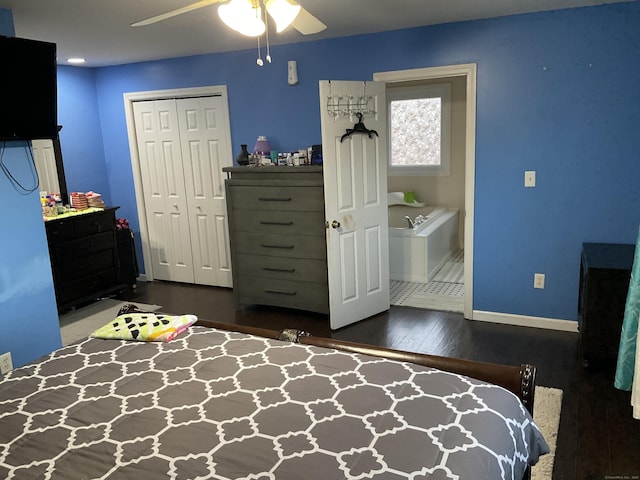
[387,83,451,176]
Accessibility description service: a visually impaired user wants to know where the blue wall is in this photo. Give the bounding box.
[0,7,14,35]
[57,67,108,197]
[0,9,62,368]
[54,2,640,327]
[0,145,62,368]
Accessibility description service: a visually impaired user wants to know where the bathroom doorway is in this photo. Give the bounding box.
[374,64,476,317]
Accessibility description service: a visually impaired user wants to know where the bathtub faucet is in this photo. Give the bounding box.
[405,214,426,228]
[405,216,415,228]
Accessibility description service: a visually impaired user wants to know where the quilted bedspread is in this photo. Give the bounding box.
[0,326,548,479]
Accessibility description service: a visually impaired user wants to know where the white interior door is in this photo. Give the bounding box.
[31,139,60,195]
[177,96,233,287]
[133,99,194,283]
[320,80,390,330]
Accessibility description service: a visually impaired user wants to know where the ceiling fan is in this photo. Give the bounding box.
[131,0,326,36]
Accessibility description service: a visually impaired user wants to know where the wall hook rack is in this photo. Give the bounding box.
[326,94,375,117]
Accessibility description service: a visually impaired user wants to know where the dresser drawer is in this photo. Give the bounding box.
[235,254,327,283]
[234,232,326,259]
[57,270,119,305]
[232,210,325,236]
[230,186,323,212]
[57,249,118,280]
[45,219,75,242]
[54,231,116,261]
[74,212,116,236]
[237,275,329,314]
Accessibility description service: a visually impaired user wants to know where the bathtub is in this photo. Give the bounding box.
[388,206,460,283]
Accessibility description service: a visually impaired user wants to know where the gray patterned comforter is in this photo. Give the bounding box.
[0,326,548,479]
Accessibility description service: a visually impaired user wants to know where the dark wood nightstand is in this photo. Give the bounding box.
[578,242,635,369]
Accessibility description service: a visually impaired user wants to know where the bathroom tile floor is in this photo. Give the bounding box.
[390,249,464,313]
[390,280,464,312]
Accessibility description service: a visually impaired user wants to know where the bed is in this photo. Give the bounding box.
[0,313,548,480]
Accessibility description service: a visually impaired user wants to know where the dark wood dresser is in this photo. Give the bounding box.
[45,207,126,312]
[578,242,635,369]
[223,166,329,314]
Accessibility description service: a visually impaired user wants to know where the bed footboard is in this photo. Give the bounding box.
[195,320,537,415]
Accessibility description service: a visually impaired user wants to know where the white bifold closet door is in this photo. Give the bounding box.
[132,96,232,287]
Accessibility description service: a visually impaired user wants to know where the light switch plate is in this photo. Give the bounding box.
[0,352,13,375]
[525,170,536,187]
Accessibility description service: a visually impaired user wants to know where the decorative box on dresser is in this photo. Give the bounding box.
[223,166,329,314]
[45,207,126,312]
[578,242,634,369]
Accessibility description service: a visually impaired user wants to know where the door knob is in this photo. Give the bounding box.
[331,220,340,229]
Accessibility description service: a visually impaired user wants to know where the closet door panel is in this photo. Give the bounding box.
[133,99,194,283]
[178,96,233,287]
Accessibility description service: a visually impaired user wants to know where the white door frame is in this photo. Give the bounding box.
[123,85,233,282]
[374,63,477,319]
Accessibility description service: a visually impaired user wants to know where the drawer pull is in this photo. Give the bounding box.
[258,197,292,202]
[264,289,297,296]
[263,267,296,273]
[259,221,294,226]
[261,244,294,250]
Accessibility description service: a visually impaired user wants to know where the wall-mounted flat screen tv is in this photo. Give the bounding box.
[0,35,57,141]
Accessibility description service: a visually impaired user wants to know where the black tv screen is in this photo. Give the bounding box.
[0,35,57,141]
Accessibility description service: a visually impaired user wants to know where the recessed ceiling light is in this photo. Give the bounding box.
[67,58,86,64]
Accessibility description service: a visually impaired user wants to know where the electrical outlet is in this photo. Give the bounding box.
[534,273,545,289]
[0,352,13,375]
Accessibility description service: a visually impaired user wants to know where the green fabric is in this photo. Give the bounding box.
[615,225,640,390]
[403,191,416,204]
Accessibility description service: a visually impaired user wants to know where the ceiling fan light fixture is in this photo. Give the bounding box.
[265,0,301,33]
[218,0,266,37]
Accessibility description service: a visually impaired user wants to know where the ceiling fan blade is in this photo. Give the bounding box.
[291,6,327,35]
[131,0,225,27]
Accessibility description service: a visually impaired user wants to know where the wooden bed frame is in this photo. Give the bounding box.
[195,319,537,416]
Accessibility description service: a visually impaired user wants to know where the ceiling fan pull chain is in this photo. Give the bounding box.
[255,1,264,66]
[263,0,272,63]
[257,34,263,66]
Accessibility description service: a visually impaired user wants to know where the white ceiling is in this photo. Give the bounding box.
[0,0,633,67]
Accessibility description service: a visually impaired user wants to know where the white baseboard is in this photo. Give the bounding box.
[471,310,579,333]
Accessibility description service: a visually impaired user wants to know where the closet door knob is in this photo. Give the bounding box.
[331,220,340,229]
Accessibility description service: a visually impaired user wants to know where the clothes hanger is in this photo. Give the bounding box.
[340,112,378,142]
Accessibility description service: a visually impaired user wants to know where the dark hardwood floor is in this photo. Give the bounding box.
[117,281,640,480]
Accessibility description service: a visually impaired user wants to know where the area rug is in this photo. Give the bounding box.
[59,298,161,346]
[532,386,563,480]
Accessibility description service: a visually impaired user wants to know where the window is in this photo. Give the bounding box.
[387,83,451,176]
